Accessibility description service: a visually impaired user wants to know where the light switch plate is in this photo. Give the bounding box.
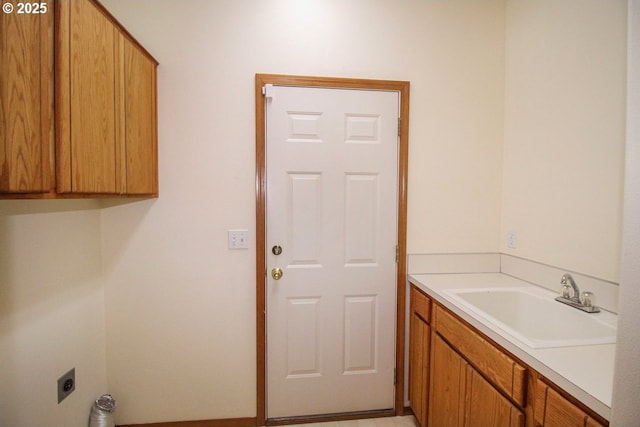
[228,229,249,249]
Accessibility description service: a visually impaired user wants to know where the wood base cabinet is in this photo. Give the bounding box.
[0,0,158,198]
[408,284,609,427]
[534,379,605,427]
[429,334,524,427]
[409,286,431,427]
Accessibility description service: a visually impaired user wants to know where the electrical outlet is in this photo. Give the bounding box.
[507,231,518,249]
[228,229,249,249]
[57,368,75,404]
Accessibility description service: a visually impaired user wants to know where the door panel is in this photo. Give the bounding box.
[344,295,377,374]
[289,172,322,265]
[266,86,399,418]
[286,297,321,378]
[345,174,379,264]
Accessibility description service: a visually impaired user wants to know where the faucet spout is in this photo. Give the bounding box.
[560,273,580,302]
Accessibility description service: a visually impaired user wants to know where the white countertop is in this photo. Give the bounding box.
[408,273,615,420]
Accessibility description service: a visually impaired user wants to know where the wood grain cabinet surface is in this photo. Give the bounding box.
[428,305,525,427]
[408,284,609,427]
[0,0,158,198]
[0,1,54,193]
[433,304,527,407]
[409,286,431,427]
[534,379,605,427]
[429,333,524,427]
[120,32,157,195]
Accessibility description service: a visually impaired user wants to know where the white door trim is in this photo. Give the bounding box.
[255,74,410,426]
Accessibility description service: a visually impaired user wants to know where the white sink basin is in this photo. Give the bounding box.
[444,287,617,349]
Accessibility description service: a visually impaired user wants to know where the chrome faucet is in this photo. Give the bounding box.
[555,273,600,313]
[560,273,580,301]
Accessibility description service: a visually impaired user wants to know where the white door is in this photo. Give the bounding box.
[265,85,399,418]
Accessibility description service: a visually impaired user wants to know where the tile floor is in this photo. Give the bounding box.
[287,415,419,427]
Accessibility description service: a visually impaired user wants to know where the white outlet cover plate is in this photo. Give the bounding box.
[228,229,249,249]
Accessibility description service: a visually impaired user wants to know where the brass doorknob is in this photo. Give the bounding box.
[271,267,283,280]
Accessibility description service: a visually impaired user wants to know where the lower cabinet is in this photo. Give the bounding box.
[409,286,431,427]
[408,284,608,427]
[427,333,466,426]
[534,379,605,427]
[429,333,524,427]
[465,363,525,427]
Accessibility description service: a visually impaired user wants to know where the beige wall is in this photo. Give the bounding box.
[502,0,627,281]
[99,0,505,424]
[0,0,628,425]
[0,201,107,426]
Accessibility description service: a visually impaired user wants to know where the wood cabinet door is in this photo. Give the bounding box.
[465,367,524,427]
[409,309,430,427]
[429,334,467,427]
[534,380,605,427]
[118,33,157,195]
[430,333,524,427]
[57,0,158,196]
[58,0,118,193]
[0,1,53,193]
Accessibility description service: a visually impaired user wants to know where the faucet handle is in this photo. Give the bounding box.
[581,291,594,307]
[561,284,572,298]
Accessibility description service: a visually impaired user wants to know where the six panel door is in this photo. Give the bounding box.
[265,85,399,418]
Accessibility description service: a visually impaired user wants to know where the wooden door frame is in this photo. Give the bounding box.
[255,74,410,426]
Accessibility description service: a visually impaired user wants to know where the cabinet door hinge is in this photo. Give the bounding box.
[397,118,401,137]
[394,368,397,385]
[395,245,399,263]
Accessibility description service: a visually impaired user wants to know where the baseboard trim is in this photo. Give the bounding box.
[115,408,413,427]
[266,409,395,426]
[117,417,256,427]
